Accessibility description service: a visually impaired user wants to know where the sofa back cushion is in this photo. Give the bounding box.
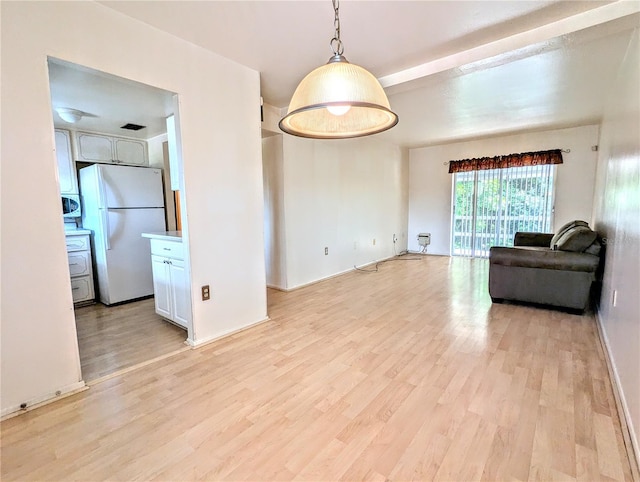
[550,220,589,248]
[556,226,598,252]
[584,238,602,256]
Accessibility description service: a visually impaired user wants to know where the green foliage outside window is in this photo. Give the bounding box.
[453,166,554,257]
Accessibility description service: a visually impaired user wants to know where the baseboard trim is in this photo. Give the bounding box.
[187,316,272,349]
[282,255,399,293]
[279,267,359,292]
[266,284,287,292]
[594,310,640,480]
[406,250,450,257]
[1,381,88,420]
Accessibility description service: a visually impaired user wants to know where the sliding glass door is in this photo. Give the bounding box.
[452,164,555,257]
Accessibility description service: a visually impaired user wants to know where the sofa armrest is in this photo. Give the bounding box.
[513,232,553,247]
[489,246,600,273]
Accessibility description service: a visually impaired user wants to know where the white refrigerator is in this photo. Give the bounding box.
[80,164,166,305]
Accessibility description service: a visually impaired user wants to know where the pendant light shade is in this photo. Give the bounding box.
[279,55,398,139]
[279,0,398,139]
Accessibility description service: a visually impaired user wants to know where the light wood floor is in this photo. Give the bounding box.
[75,298,187,382]
[1,257,633,481]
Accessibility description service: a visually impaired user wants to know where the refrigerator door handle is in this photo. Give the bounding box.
[96,165,109,209]
[101,209,111,250]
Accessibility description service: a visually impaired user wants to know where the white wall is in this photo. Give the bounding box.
[1,2,266,414]
[262,135,287,289]
[261,103,282,135]
[592,28,640,464]
[147,133,167,168]
[282,136,409,289]
[408,125,600,254]
[259,103,410,291]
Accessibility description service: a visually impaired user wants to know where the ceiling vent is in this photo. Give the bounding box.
[120,123,146,131]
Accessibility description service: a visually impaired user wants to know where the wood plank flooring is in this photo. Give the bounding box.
[75,298,187,382]
[1,256,633,481]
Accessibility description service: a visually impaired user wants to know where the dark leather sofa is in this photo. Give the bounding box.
[488,221,602,312]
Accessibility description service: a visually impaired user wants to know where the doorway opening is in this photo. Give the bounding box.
[48,58,191,383]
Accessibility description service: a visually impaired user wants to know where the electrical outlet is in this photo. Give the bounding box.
[201,285,210,301]
[393,234,397,243]
[373,238,376,246]
[325,247,329,255]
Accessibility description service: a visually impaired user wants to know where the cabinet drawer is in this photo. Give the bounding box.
[71,276,94,303]
[150,239,184,259]
[65,234,90,252]
[68,251,92,277]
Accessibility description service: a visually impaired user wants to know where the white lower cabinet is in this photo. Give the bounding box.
[65,232,95,305]
[150,240,189,329]
[151,255,172,320]
[168,259,190,327]
[70,277,93,303]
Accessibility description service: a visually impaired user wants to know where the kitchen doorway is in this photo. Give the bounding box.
[48,58,191,383]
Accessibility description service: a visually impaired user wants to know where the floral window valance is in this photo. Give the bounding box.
[448,149,563,174]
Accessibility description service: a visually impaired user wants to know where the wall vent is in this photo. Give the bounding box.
[120,123,146,131]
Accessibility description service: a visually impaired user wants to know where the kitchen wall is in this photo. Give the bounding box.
[408,125,600,254]
[1,1,266,415]
[592,28,640,465]
[148,133,177,232]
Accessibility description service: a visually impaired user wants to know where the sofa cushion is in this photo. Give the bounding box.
[584,238,602,256]
[489,246,600,272]
[514,232,554,247]
[550,220,589,248]
[556,226,598,252]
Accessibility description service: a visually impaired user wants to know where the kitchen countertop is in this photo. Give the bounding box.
[64,228,92,236]
[141,231,183,242]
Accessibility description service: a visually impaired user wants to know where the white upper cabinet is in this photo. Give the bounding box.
[114,138,146,166]
[55,129,78,195]
[75,132,148,166]
[76,133,112,162]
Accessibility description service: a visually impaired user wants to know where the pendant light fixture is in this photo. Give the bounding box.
[55,107,85,123]
[279,0,398,139]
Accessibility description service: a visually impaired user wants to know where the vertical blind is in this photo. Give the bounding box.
[452,164,555,258]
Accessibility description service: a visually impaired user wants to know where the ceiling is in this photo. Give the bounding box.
[54,1,639,147]
[48,59,175,139]
[379,20,637,147]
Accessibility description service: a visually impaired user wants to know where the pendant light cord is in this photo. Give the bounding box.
[330,0,344,56]
[278,0,398,139]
